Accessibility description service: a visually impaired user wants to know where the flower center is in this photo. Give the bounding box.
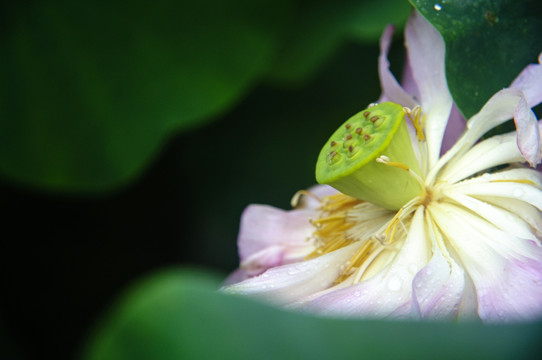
[310,102,433,284]
[315,102,423,210]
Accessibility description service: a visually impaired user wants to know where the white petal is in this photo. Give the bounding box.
[449,178,542,212]
[443,191,539,242]
[429,202,538,277]
[222,242,362,306]
[303,208,430,318]
[405,11,453,167]
[439,132,524,183]
[474,195,542,237]
[377,25,417,107]
[429,89,523,184]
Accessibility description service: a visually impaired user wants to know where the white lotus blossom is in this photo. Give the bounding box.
[223,12,542,322]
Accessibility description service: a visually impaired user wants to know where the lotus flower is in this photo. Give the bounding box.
[223,11,542,322]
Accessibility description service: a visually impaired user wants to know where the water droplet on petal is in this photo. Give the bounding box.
[513,188,524,197]
[387,276,402,291]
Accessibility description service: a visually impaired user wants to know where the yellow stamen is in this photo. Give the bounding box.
[335,240,375,284]
[491,179,537,187]
[403,105,425,142]
[376,155,426,190]
[305,193,361,260]
[376,155,410,171]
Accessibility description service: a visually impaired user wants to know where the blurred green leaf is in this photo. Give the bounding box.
[0,0,288,192]
[411,0,542,118]
[83,269,542,360]
[266,0,411,86]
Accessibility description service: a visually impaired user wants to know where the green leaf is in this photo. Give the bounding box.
[411,0,542,118]
[0,0,288,192]
[266,0,411,86]
[82,269,542,360]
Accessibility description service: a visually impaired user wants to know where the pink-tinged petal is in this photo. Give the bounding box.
[411,246,465,320]
[429,202,542,322]
[238,205,315,262]
[510,53,542,108]
[401,52,420,101]
[378,25,416,107]
[297,184,337,210]
[241,245,289,277]
[304,208,430,318]
[223,242,362,306]
[405,11,453,167]
[477,256,542,322]
[223,268,249,286]
[514,96,541,166]
[441,104,466,154]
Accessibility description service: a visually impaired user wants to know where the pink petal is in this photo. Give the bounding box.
[405,11,453,166]
[429,202,542,322]
[223,268,249,286]
[223,242,362,305]
[297,184,337,210]
[514,95,541,167]
[477,255,542,322]
[441,103,466,154]
[241,245,288,277]
[411,247,465,320]
[510,53,542,108]
[238,205,315,262]
[377,25,416,107]
[401,51,420,102]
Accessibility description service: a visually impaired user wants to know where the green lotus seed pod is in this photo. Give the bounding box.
[315,102,422,210]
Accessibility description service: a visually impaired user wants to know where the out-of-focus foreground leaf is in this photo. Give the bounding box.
[411,0,542,118]
[0,0,288,192]
[267,0,411,85]
[83,269,541,360]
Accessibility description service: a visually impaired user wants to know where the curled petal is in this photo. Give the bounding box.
[223,242,362,306]
[514,96,541,167]
[440,132,524,183]
[377,25,416,107]
[510,52,542,108]
[296,184,337,209]
[411,246,465,320]
[429,89,523,183]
